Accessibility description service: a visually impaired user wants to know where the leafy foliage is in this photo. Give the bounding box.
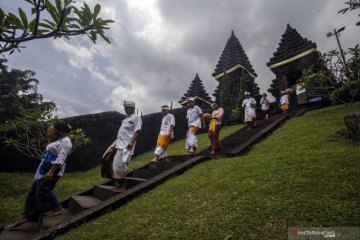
[219,72,232,124]
[0,0,114,54]
[0,58,55,123]
[300,45,360,105]
[0,109,91,159]
[0,58,91,159]
[338,0,360,26]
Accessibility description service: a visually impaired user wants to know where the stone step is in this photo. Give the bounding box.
[93,183,121,200]
[124,177,147,182]
[0,222,38,240]
[68,195,101,214]
[39,208,73,229]
[147,162,179,171]
[166,155,194,163]
[124,178,147,188]
[126,169,161,179]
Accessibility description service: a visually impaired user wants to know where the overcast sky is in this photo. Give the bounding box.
[2,0,359,117]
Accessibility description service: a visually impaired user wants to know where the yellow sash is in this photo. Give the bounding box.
[209,119,216,132]
[281,103,289,111]
[189,126,199,135]
[157,134,170,148]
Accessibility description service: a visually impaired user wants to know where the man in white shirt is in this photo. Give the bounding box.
[241,91,257,128]
[5,122,72,230]
[185,97,204,153]
[150,105,175,162]
[112,100,142,191]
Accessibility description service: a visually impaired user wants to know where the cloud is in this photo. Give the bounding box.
[54,104,80,118]
[53,39,118,87]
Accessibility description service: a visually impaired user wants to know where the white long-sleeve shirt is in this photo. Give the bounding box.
[159,113,175,137]
[115,113,142,154]
[280,95,289,105]
[34,136,72,180]
[186,105,203,127]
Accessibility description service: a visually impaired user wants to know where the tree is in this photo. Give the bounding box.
[0,0,114,54]
[300,45,360,105]
[220,71,232,124]
[0,58,55,124]
[339,0,360,26]
[0,59,91,159]
[0,109,91,159]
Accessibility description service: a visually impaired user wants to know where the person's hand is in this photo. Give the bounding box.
[45,170,54,179]
[127,141,134,150]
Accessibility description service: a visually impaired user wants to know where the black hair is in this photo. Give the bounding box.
[54,121,70,133]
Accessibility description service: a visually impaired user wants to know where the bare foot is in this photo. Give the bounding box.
[188,147,195,153]
[150,158,158,163]
[4,216,28,230]
[44,207,65,217]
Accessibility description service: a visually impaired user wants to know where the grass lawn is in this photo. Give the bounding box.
[0,124,243,226]
[56,103,360,240]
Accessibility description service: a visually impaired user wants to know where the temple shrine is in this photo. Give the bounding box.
[178,73,212,109]
[212,30,261,107]
[267,24,321,105]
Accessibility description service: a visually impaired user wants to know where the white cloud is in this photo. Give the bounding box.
[53,39,118,87]
[54,104,80,118]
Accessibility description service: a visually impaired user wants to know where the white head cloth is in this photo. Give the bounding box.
[123,100,135,108]
[161,105,170,110]
[187,97,195,102]
[245,91,250,95]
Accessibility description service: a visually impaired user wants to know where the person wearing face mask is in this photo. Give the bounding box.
[112,100,142,191]
[241,91,257,129]
[5,122,72,230]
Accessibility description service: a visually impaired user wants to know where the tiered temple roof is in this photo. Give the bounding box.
[266,24,320,104]
[212,31,260,105]
[212,30,257,78]
[267,24,317,68]
[179,73,212,108]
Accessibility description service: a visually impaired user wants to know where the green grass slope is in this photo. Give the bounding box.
[0,124,242,225]
[57,103,360,240]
